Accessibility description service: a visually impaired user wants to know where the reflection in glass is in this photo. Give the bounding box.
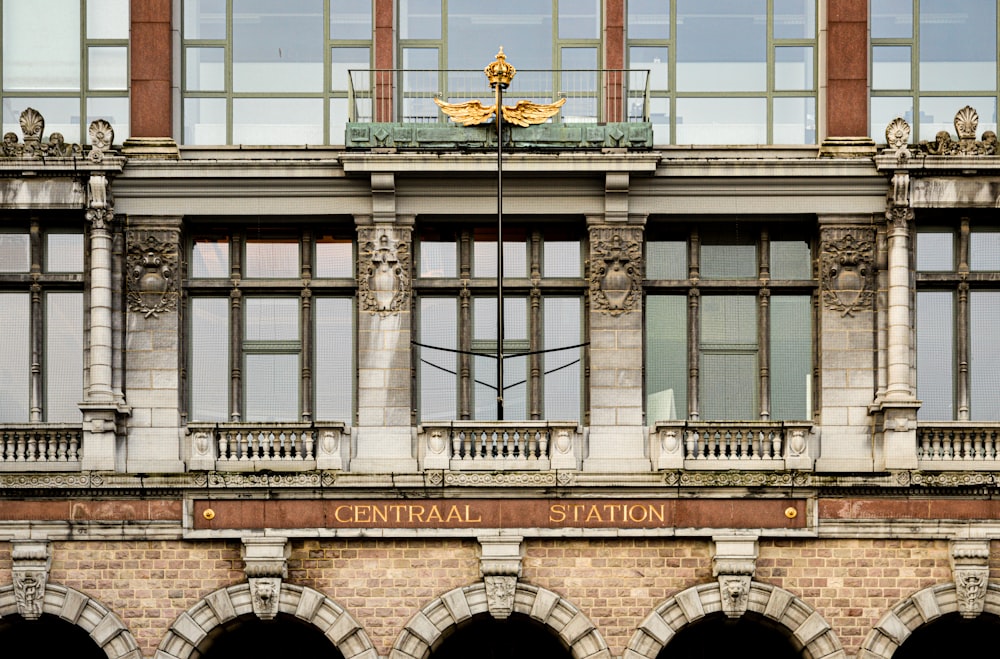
[184,97,227,144]
[473,233,527,278]
[646,295,687,422]
[627,0,670,40]
[245,298,299,341]
[870,97,912,144]
[773,0,815,39]
[332,48,370,91]
[3,0,80,91]
[871,0,912,39]
[190,297,230,421]
[46,293,83,422]
[970,231,1000,270]
[233,0,323,93]
[774,47,813,91]
[916,291,953,420]
[872,46,911,90]
[245,354,299,420]
[419,237,457,278]
[676,98,766,144]
[88,0,130,38]
[558,0,599,39]
[700,295,758,420]
[331,0,372,40]
[2,97,81,143]
[701,228,756,279]
[448,0,552,71]
[971,291,1000,421]
[916,231,953,271]
[561,48,598,101]
[919,97,997,142]
[89,47,128,90]
[233,98,324,144]
[0,233,30,272]
[0,294,29,421]
[919,0,996,92]
[474,297,527,420]
[246,239,300,278]
[646,240,686,279]
[770,296,811,420]
[773,97,816,144]
[184,0,226,40]
[186,47,225,92]
[419,297,457,420]
[87,97,130,141]
[315,236,353,278]
[192,239,230,278]
[46,233,84,273]
[770,239,811,280]
[314,298,353,421]
[676,0,766,92]
[544,297,581,421]
[543,241,581,278]
[400,0,441,39]
[630,47,669,92]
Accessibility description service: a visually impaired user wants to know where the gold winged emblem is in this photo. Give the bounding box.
[433,48,567,127]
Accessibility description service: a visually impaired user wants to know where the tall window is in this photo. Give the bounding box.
[398,0,601,122]
[645,222,814,422]
[415,225,585,422]
[1,0,129,143]
[186,226,354,423]
[871,0,999,141]
[626,0,817,144]
[916,219,1000,421]
[182,0,372,145]
[0,221,84,423]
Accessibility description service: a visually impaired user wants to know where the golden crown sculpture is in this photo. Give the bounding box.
[434,48,566,128]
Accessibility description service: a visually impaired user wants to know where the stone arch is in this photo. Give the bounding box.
[389,581,610,659]
[624,581,845,659]
[154,582,376,659]
[0,582,141,659]
[858,582,1000,659]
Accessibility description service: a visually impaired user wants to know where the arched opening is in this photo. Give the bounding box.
[195,613,346,659]
[428,613,573,659]
[894,612,1000,659]
[656,612,803,659]
[0,613,107,659]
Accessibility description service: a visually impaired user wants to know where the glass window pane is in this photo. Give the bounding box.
[700,295,758,420]
[775,47,813,91]
[418,234,457,278]
[400,0,441,39]
[773,0,815,39]
[770,296,811,420]
[331,97,352,142]
[186,47,225,92]
[88,46,128,90]
[627,0,669,40]
[970,230,1000,270]
[245,354,299,420]
[676,0,766,92]
[646,295,687,422]
[448,0,552,71]
[87,97,129,142]
[419,297,456,421]
[630,47,668,92]
[916,230,953,271]
[916,291,953,420]
[473,229,527,278]
[870,97,913,144]
[871,0,912,39]
[245,297,300,341]
[561,48,598,101]
[971,291,1000,421]
[0,232,30,272]
[646,240,687,279]
[773,96,816,144]
[3,0,80,91]
[192,238,229,277]
[314,298,353,421]
[919,0,996,92]
[246,239,300,278]
[918,97,997,142]
[184,97,227,144]
[46,232,84,273]
[315,236,353,278]
[770,238,811,279]
[233,98,324,145]
[543,240,581,278]
[0,294,30,421]
[87,0,130,39]
[184,0,226,40]
[648,97,670,143]
[873,46,911,91]
[558,0,599,39]
[544,297,581,421]
[473,297,527,420]
[701,228,756,279]
[233,0,324,93]
[331,0,372,40]
[3,97,81,143]
[676,98,766,144]
[190,297,229,421]
[45,292,83,422]
[332,47,370,92]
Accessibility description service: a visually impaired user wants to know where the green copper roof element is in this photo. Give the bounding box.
[345,122,653,150]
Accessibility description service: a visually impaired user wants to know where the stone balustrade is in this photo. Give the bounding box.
[418,421,581,471]
[0,425,82,471]
[186,422,347,471]
[917,424,1000,468]
[651,421,814,470]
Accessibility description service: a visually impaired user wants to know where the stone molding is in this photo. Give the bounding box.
[820,227,876,317]
[154,582,376,659]
[882,106,997,159]
[949,539,990,619]
[712,536,758,619]
[478,535,524,619]
[0,582,140,659]
[624,581,846,659]
[358,226,411,316]
[10,539,51,620]
[390,581,610,659]
[241,536,290,620]
[126,230,179,318]
[589,226,642,315]
[1,107,113,161]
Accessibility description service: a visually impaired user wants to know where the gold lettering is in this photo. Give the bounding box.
[549,504,566,523]
[445,505,463,523]
[355,505,370,523]
[627,505,647,523]
[409,505,426,523]
[389,504,405,523]
[602,504,620,522]
[465,505,482,523]
[585,505,603,522]
[334,505,352,523]
[372,505,388,523]
[571,504,585,522]
[648,504,665,523]
[425,505,444,523]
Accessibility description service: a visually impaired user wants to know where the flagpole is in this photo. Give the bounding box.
[494,59,505,421]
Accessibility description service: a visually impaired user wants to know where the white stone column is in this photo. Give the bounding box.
[885,205,914,401]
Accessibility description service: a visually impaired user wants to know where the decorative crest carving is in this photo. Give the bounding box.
[88,119,115,162]
[821,228,875,317]
[882,107,998,157]
[242,537,290,620]
[479,535,523,620]
[484,575,517,619]
[590,228,642,315]
[127,232,179,318]
[11,540,52,620]
[951,540,990,619]
[1,107,114,160]
[359,229,410,316]
[713,537,758,619]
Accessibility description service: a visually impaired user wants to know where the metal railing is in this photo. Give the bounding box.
[348,68,651,125]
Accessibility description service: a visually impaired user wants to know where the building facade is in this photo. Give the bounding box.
[2,1,1000,658]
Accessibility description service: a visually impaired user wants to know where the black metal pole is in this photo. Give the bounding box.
[495,79,504,420]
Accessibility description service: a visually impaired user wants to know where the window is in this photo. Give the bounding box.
[645,222,814,422]
[871,0,999,141]
[182,0,372,145]
[1,0,129,143]
[186,227,354,422]
[398,0,601,122]
[627,0,817,144]
[0,221,84,423]
[415,225,585,421]
[916,219,1000,421]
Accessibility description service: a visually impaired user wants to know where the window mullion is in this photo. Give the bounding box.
[688,227,700,421]
[29,220,43,422]
[759,228,771,421]
[957,217,971,420]
[530,288,542,420]
[301,289,313,422]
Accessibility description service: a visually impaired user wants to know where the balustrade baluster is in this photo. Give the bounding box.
[57,431,67,461]
[738,430,748,459]
[68,432,79,461]
[771,432,781,460]
[26,431,37,461]
[538,430,548,460]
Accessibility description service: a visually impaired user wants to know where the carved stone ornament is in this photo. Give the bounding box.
[11,540,52,620]
[590,228,642,315]
[242,537,290,620]
[718,574,751,619]
[882,106,998,158]
[359,229,410,316]
[713,537,757,619]
[479,535,523,619]
[0,107,114,160]
[951,540,990,619]
[484,575,517,619]
[86,174,113,231]
[821,228,875,317]
[127,232,179,318]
